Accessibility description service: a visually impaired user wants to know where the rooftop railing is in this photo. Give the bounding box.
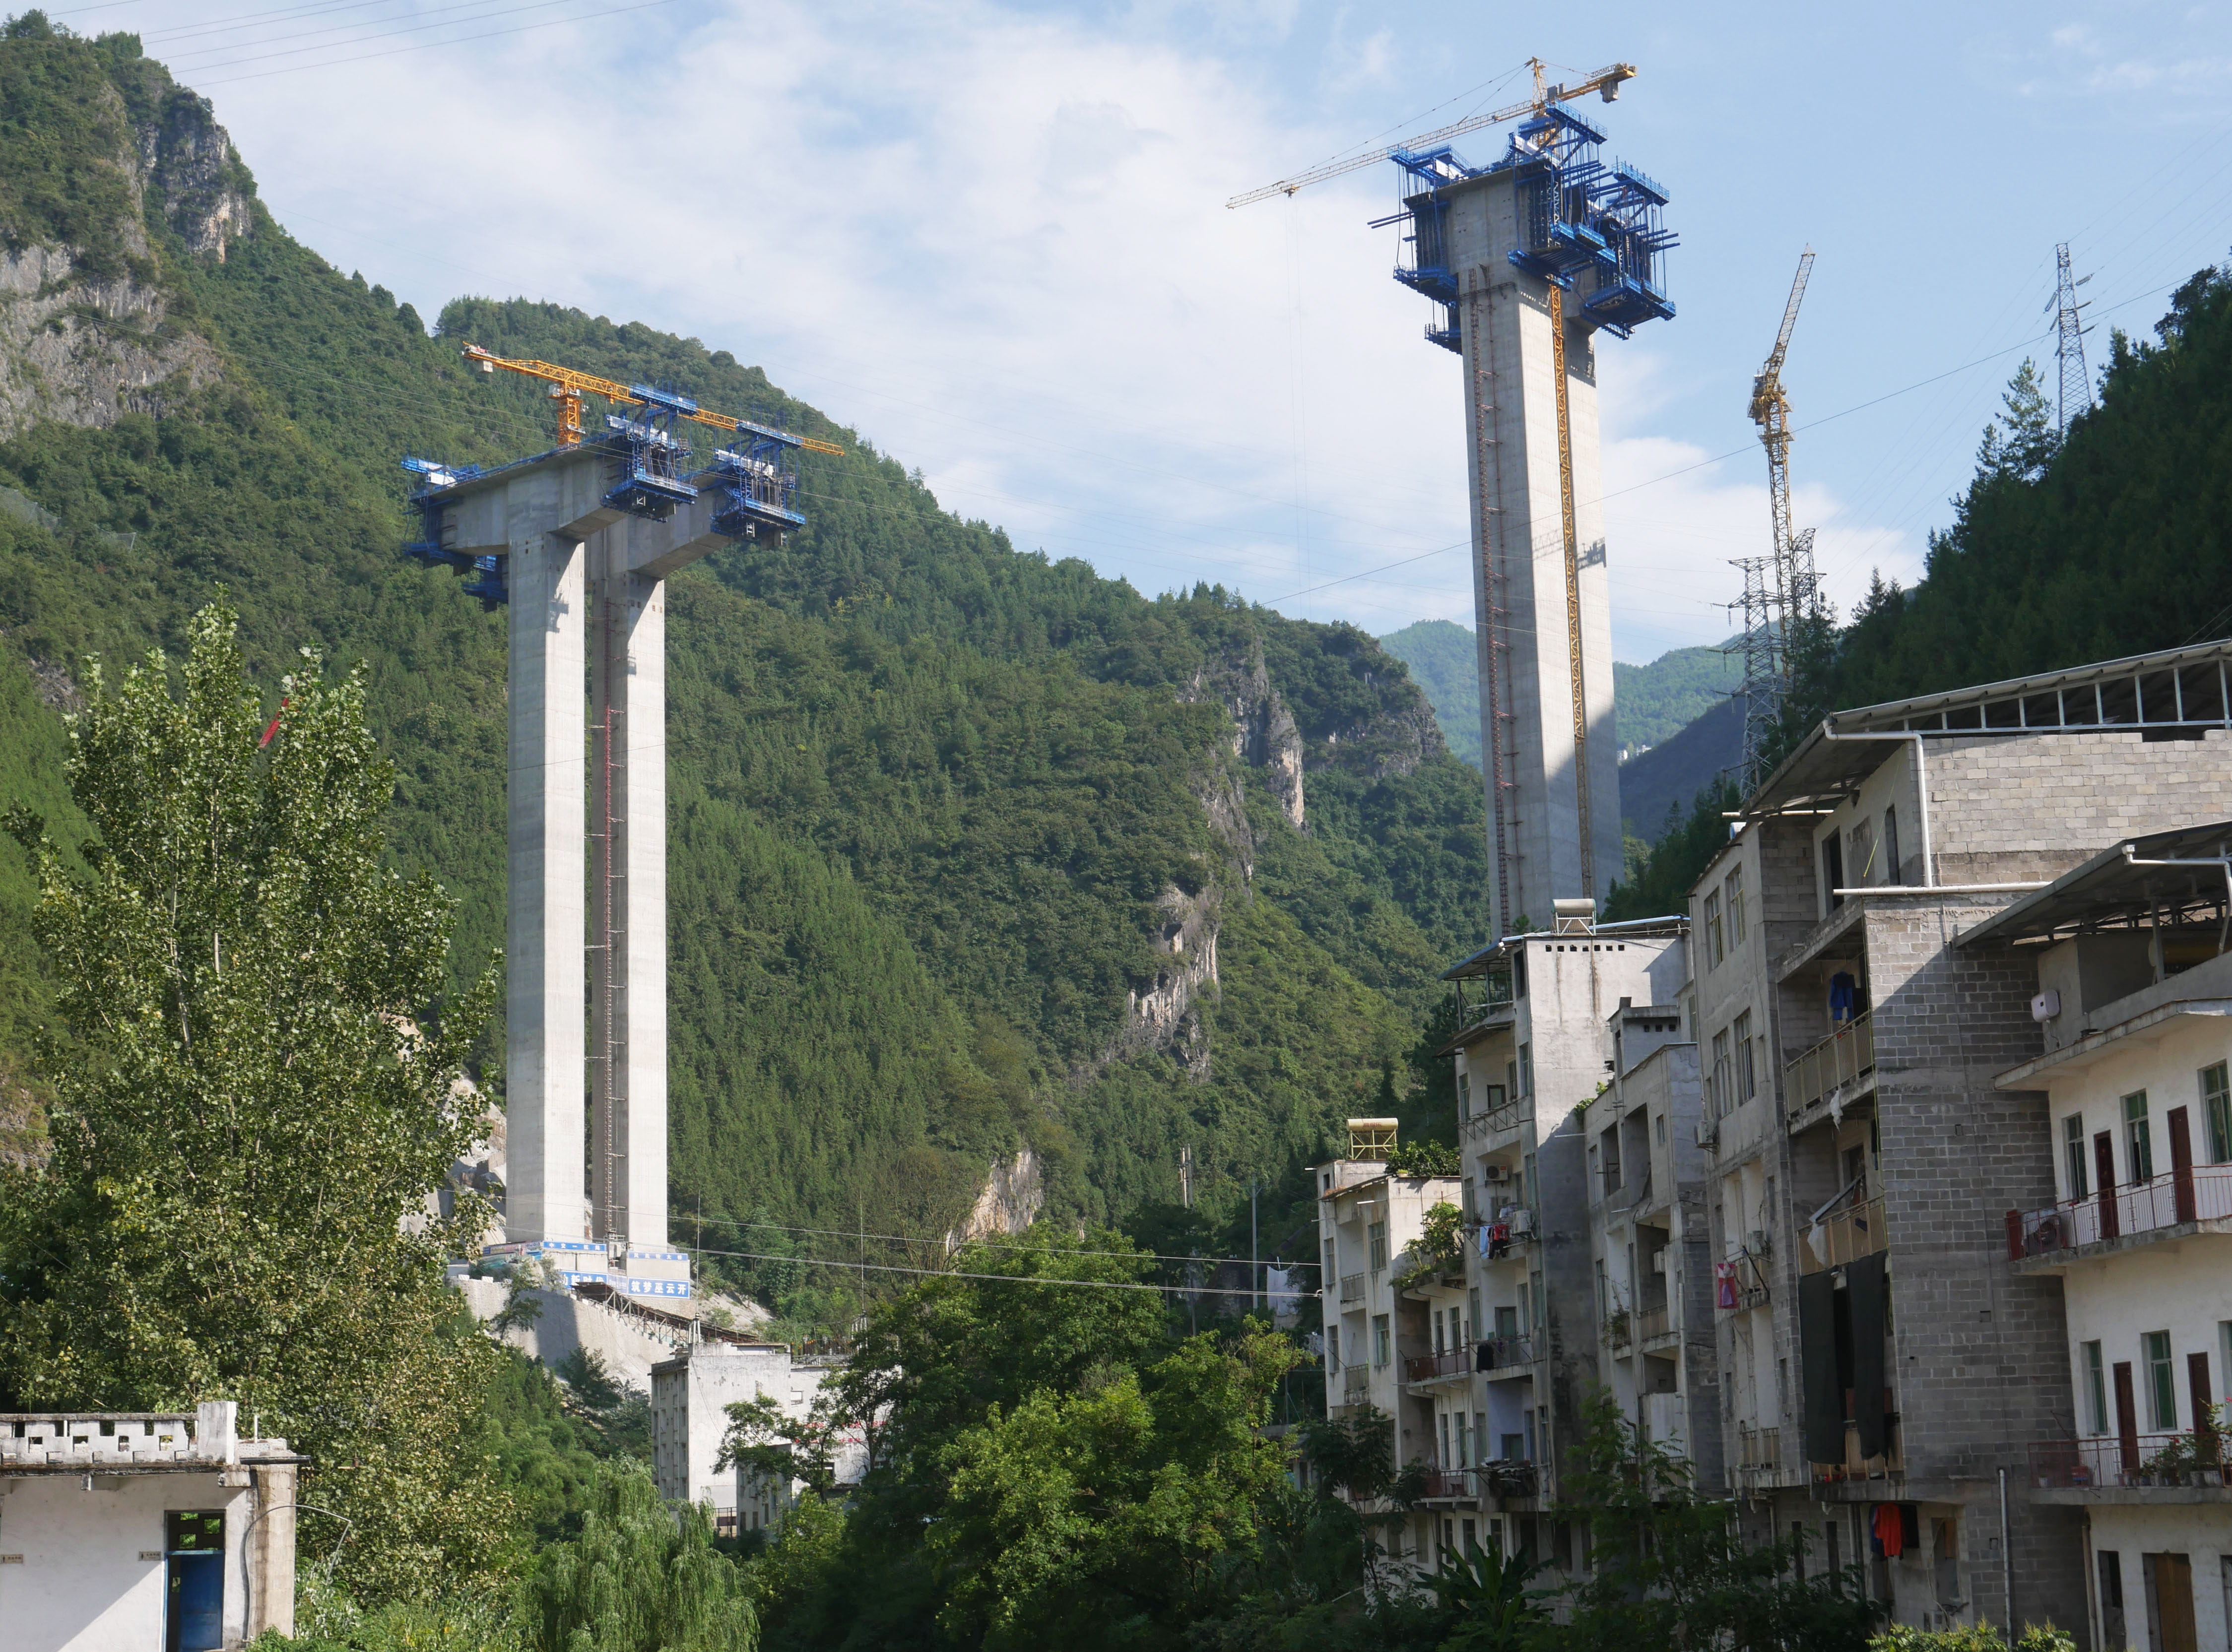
[0,1402,238,1468]
[1784,1012,1874,1117]
[2006,1165,2232,1259]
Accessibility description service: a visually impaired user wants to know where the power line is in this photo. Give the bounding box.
[687,1211,1319,1272]
[687,1243,1313,1301]
[196,0,678,84]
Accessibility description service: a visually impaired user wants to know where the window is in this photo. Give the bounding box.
[1482,1082,1507,1117]
[1434,1311,1446,1355]
[1458,1071,1473,1121]
[1440,1412,1452,1466]
[1735,1011,1757,1105]
[1454,1412,1470,1466]
[2124,1091,2154,1183]
[1523,1151,1539,1208]
[1516,1283,1531,1334]
[2144,1331,2176,1429]
[1726,867,1747,944]
[2204,1062,2232,1163]
[1368,1220,1389,1272]
[1523,1409,1538,1461]
[2084,1340,2108,1434]
[1327,1325,1340,1370]
[1496,1303,1519,1339]
[1654,1113,1667,1146]
[2064,1114,2091,1201]
[1529,1268,1545,1330]
[1883,807,1901,884]
[1475,1411,1488,1465]
[1704,891,1724,968]
[1373,1315,1391,1367]
[1596,1259,1611,1318]
[1518,1044,1533,1099]
[1468,1287,1481,1344]
[1711,1030,1733,1119]
[2222,1323,2232,1406]
[1822,832,1845,913]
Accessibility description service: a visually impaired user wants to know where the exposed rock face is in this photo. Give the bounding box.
[950,1146,1046,1242]
[136,85,255,262]
[1304,631,1449,781]
[1183,640,1305,828]
[0,244,221,440]
[0,77,242,441]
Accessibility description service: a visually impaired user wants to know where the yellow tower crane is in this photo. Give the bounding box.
[460,343,846,455]
[1748,248,1816,642]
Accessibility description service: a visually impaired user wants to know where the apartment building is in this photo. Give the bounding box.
[1585,1001,1720,1488]
[1686,640,2232,1638]
[1316,1123,1463,1567]
[1963,821,2232,1652]
[1430,904,1689,1569]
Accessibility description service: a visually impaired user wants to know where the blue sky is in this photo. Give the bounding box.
[67,0,2232,662]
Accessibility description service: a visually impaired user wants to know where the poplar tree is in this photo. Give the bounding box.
[0,600,508,1602]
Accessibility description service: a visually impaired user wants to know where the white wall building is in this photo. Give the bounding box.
[654,1343,867,1532]
[0,1401,300,1652]
[1968,821,2232,1652]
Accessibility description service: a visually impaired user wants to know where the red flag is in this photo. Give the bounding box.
[259,697,289,749]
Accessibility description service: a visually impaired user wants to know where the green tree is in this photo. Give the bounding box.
[525,1462,757,1652]
[718,1392,841,1501]
[0,601,507,1602]
[926,1326,1298,1651]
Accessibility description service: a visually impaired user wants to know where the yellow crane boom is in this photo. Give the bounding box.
[460,343,846,455]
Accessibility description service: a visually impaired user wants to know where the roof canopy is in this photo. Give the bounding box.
[1958,818,2232,948]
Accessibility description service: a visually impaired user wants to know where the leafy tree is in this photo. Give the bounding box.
[927,1327,1298,1651]
[525,1462,757,1652]
[1553,1389,1883,1652]
[718,1392,841,1501]
[0,602,507,1602]
[1386,1141,1460,1178]
[1430,1541,1555,1652]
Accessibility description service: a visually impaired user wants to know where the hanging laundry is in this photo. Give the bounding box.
[1829,971,1859,1023]
[1715,1261,1738,1310]
[1873,1501,1904,1558]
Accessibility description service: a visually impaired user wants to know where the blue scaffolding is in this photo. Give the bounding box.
[704,418,809,541]
[400,456,507,604]
[602,383,702,519]
[1384,105,1676,348]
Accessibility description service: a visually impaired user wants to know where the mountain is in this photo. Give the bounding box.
[1380,618,1739,833]
[1378,618,1479,766]
[0,22,1486,1306]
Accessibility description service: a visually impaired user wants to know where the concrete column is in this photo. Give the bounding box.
[508,527,587,1243]
[589,523,667,1248]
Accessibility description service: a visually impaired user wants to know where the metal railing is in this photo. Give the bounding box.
[1461,1096,1529,1143]
[2027,1432,2232,1489]
[1479,1334,1534,1372]
[1404,1349,1472,1384]
[1419,1468,1474,1500]
[1783,1012,1875,1116]
[1735,1425,1782,1475]
[1339,1272,1366,1303]
[1799,1196,1887,1275]
[1341,1363,1370,1397]
[1634,1304,1672,1343]
[2006,1165,2232,1259]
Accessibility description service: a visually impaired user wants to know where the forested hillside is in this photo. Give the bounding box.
[1614,274,2232,916]
[0,21,1487,1306]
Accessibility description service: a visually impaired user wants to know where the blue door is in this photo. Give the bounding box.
[165,1511,225,1652]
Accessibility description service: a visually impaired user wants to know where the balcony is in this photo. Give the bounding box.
[1634,1304,1673,1344]
[1341,1363,1370,1398]
[1477,1458,1539,1499]
[1479,1334,1535,1374]
[1403,1348,1472,1385]
[1419,1467,1475,1501]
[1812,1417,1905,1481]
[1461,1095,1529,1144]
[2028,1433,2232,1492]
[1783,1012,1874,1118]
[2006,1165,2232,1263]
[1339,1272,1366,1304]
[1735,1425,1782,1477]
[1799,1195,1887,1275]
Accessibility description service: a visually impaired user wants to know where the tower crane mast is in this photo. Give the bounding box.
[460,344,846,455]
[1749,247,1815,629]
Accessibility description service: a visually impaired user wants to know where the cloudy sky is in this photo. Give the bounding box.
[66,0,2232,662]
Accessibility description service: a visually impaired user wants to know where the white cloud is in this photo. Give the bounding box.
[153,0,1918,667]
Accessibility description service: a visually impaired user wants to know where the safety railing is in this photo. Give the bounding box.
[1339,1272,1366,1303]
[1799,1196,1887,1275]
[1634,1304,1673,1343]
[1478,1335,1535,1373]
[1735,1426,1782,1476]
[1783,1012,1875,1116]
[1419,1468,1474,1500]
[1403,1349,1472,1385]
[1341,1363,1370,1398]
[1461,1095,1529,1143]
[2027,1432,2231,1489]
[2006,1165,2232,1259]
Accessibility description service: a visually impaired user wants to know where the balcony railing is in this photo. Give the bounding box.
[1419,1468,1474,1500]
[2027,1432,2232,1489]
[1634,1304,1672,1343]
[1783,1012,1874,1116]
[1799,1195,1887,1275]
[1479,1334,1535,1373]
[1812,1417,1905,1478]
[1735,1425,1782,1475]
[1461,1096,1529,1143]
[1403,1348,1472,1384]
[2006,1165,2232,1259]
[1339,1272,1366,1303]
[1341,1363,1370,1397]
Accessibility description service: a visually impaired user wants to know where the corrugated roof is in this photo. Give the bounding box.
[1957,818,2232,948]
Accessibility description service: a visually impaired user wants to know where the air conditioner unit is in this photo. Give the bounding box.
[1482,1165,1510,1183]
[1651,1251,1670,1274]
[1747,1229,1771,1255]
[1510,1209,1536,1236]
[1695,1119,1718,1149]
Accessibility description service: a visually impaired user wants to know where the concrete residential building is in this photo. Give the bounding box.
[1963,822,2232,1652]
[1315,1126,1462,1569]
[1585,1001,1719,1489]
[654,1342,865,1531]
[0,1401,301,1652]
[1688,640,2232,1637]
[1427,906,1688,1570]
